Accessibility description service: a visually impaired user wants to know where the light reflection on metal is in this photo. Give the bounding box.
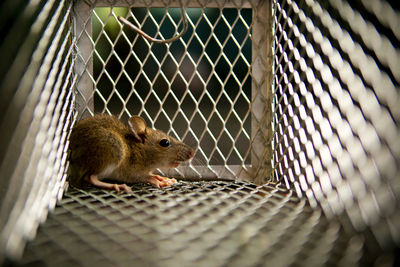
[118,0,187,44]
[273,0,400,247]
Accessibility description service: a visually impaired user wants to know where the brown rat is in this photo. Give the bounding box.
[68,114,194,193]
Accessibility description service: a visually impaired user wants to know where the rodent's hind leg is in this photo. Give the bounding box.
[146,175,177,188]
[88,175,132,193]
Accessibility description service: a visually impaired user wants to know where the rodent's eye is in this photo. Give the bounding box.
[159,139,170,147]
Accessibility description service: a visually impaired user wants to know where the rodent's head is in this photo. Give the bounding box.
[128,116,195,169]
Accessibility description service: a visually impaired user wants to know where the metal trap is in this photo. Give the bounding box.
[11,181,384,266]
[0,0,399,265]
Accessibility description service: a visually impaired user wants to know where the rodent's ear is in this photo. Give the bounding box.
[128,116,147,143]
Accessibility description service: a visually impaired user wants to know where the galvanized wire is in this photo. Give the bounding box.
[72,0,272,183]
[118,0,188,43]
[14,181,391,266]
[0,0,75,260]
[272,0,400,247]
[0,0,399,265]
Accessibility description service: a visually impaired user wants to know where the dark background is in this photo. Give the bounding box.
[92,7,252,165]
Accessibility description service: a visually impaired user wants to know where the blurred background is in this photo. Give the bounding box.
[91,7,252,165]
[0,0,399,265]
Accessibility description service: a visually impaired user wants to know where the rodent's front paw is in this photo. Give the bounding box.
[146,175,177,188]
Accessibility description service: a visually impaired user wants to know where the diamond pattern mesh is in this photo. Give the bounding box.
[73,0,272,182]
[0,0,74,260]
[1,0,399,265]
[92,6,252,164]
[13,182,390,266]
[272,0,400,247]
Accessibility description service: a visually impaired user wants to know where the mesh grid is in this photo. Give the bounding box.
[72,0,272,182]
[272,0,400,246]
[0,0,75,260]
[13,182,390,266]
[0,0,399,265]
[93,5,252,167]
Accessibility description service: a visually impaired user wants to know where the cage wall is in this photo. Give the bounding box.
[0,0,75,259]
[272,0,400,246]
[72,0,273,183]
[0,0,399,264]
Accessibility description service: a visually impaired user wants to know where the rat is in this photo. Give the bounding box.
[67,114,194,193]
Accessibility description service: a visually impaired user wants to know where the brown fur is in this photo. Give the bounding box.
[68,114,194,188]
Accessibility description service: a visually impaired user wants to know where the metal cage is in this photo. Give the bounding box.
[72,0,272,183]
[0,0,399,265]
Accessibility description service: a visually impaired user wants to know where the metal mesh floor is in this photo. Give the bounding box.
[11,181,389,266]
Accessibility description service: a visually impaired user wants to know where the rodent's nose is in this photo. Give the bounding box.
[189,151,194,159]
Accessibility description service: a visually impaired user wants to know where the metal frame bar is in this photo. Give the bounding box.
[71,0,273,182]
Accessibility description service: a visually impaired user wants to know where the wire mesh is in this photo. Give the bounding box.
[72,0,272,183]
[10,181,392,267]
[0,0,399,265]
[272,0,400,247]
[0,0,75,260]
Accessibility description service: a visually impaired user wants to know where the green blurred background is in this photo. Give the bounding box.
[92,7,252,165]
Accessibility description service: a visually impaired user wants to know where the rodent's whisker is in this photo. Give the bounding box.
[189,153,207,166]
[68,114,195,192]
[182,134,198,150]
